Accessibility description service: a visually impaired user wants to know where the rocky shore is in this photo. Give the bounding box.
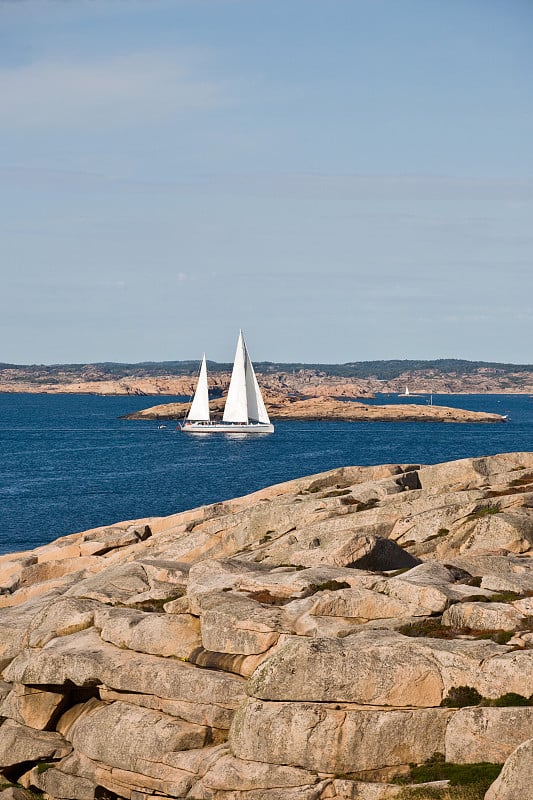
[122,396,506,424]
[1,452,532,799]
[1,364,532,397]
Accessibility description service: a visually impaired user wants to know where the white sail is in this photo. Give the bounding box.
[223,330,270,424]
[222,332,248,423]
[244,346,270,424]
[187,354,210,421]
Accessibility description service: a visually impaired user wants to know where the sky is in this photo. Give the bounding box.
[0,0,532,365]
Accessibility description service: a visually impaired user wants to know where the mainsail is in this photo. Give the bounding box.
[223,331,270,424]
[187,354,210,421]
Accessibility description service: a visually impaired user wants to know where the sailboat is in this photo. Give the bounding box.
[181,331,274,434]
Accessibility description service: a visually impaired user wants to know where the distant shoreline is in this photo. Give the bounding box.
[1,359,532,397]
[0,390,533,401]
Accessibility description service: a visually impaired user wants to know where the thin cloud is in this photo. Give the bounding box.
[0,52,231,129]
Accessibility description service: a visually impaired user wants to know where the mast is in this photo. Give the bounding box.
[187,354,210,421]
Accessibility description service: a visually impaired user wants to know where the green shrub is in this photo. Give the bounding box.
[399,618,455,638]
[307,580,350,594]
[466,505,500,520]
[480,692,533,707]
[441,686,483,708]
[491,630,514,645]
[37,762,55,773]
[400,618,515,645]
[487,591,523,603]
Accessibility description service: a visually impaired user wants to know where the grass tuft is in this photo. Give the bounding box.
[394,754,502,800]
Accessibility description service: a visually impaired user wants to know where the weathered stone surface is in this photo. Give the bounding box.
[26,597,102,647]
[0,683,65,729]
[446,554,533,593]
[309,587,416,620]
[485,738,533,800]
[17,556,103,588]
[445,707,533,764]
[0,679,11,704]
[474,648,533,699]
[0,573,82,610]
[230,699,452,773]
[417,453,533,492]
[65,700,207,772]
[0,788,39,800]
[442,601,525,631]
[198,592,287,655]
[187,560,267,614]
[64,562,152,604]
[1,453,533,798]
[189,783,328,800]
[78,524,151,556]
[0,591,65,667]
[373,562,495,615]
[247,630,517,707]
[435,510,533,558]
[95,606,201,659]
[0,718,72,766]
[98,686,235,729]
[24,751,98,800]
[513,596,533,614]
[199,753,318,790]
[3,629,246,711]
[282,533,419,571]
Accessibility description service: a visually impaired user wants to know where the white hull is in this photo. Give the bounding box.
[181,422,274,434]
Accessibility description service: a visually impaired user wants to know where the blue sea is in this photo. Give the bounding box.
[0,392,532,556]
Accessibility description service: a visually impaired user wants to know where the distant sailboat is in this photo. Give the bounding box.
[181,331,274,434]
[404,386,410,396]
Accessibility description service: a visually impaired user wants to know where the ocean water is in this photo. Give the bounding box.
[0,392,532,556]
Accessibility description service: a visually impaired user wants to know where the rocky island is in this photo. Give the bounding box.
[122,395,506,424]
[1,452,532,799]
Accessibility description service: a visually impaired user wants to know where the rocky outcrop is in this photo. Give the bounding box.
[484,738,533,800]
[123,396,506,423]
[0,452,532,799]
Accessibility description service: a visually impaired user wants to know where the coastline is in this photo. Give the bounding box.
[0,452,531,799]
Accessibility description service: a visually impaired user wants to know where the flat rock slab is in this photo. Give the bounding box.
[247,630,523,707]
[230,699,453,773]
[199,753,318,791]
[442,601,526,632]
[0,683,65,730]
[0,718,72,767]
[198,591,287,655]
[446,706,533,764]
[65,699,207,774]
[95,606,201,659]
[3,628,246,711]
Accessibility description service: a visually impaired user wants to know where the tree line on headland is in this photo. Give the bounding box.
[2,358,532,380]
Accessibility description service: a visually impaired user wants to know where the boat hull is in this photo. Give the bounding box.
[181,422,274,434]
